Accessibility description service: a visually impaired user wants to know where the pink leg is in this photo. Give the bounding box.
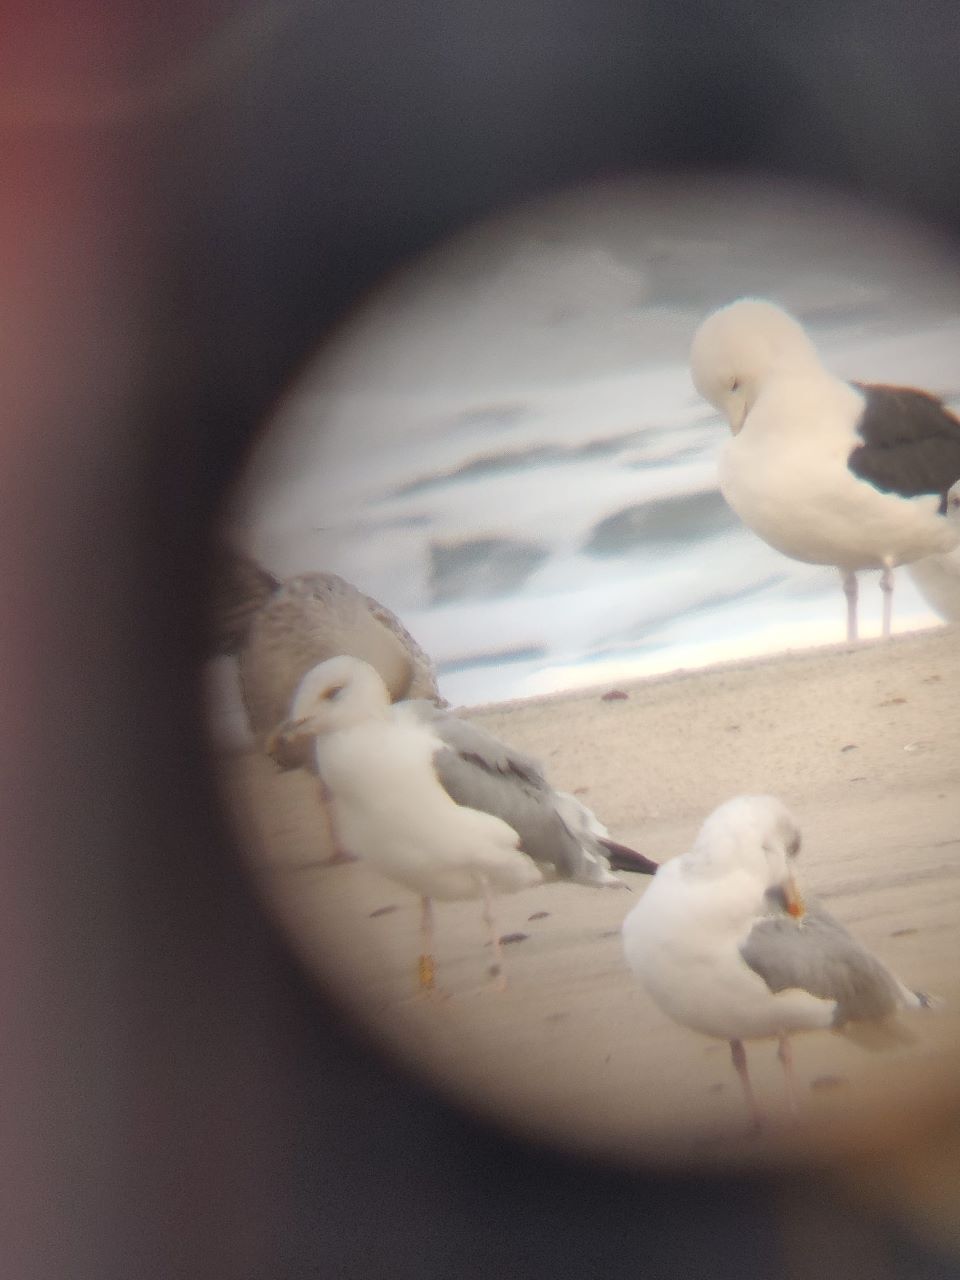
[730,1039,764,1131]
[778,1034,800,1119]
[840,569,858,642]
[879,560,894,639]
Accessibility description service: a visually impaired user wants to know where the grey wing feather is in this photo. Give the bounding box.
[740,900,904,1025]
[409,703,621,887]
[410,702,548,787]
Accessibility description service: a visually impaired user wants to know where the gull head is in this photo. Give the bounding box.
[689,794,805,918]
[280,655,392,741]
[690,298,821,434]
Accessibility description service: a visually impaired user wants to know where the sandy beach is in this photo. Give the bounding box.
[217,626,960,1174]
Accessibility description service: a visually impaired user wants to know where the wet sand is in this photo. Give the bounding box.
[218,626,960,1173]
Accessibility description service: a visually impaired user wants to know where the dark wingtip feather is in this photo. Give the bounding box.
[598,838,659,876]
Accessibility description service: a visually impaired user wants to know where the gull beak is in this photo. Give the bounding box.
[783,874,805,920]
[729,403,748,435]
[266,718,313,771]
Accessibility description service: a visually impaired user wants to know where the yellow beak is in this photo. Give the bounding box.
[784,874,805,920]
[266,718,312,771]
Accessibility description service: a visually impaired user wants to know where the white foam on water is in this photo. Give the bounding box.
[226,177,960,708]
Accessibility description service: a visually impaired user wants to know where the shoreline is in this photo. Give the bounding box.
[452,617,946,714]
[457,622,947,715]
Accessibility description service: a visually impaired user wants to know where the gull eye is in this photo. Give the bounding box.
[323,684,346,701]
[730,377,741,392]
[787,834,801,857]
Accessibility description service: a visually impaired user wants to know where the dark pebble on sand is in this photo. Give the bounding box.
[811,1075,848,1091]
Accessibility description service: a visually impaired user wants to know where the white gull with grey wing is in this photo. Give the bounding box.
[622,795,932,1125]
[277,656,653,994]
[271,668,658,887]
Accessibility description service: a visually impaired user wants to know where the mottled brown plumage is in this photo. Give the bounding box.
[211,549,444,743]
[209,545,280,656]
[242,573,443,736]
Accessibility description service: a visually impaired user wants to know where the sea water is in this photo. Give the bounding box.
[224,176,960,710]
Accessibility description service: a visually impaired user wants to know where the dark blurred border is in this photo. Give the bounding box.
[4,4,960,1277]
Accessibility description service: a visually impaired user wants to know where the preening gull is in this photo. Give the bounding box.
[908,480,960,622]
[274,656,657,991]
[622,795,933,1128]
[690,299,960,640]
[210,545,444,743]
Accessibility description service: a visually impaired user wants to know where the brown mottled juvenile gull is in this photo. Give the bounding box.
[241,572,443,739]
[623,795,934,1129]
[210,546,444,745]
[272,656,658,991]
